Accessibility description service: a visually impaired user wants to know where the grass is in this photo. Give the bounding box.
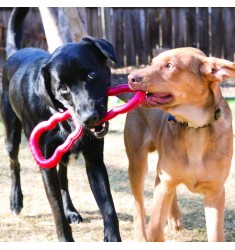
[0,98,234,242]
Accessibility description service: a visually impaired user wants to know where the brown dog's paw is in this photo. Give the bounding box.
[167,216,183,231]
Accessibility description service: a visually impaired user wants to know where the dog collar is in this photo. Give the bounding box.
[168,108,221,128]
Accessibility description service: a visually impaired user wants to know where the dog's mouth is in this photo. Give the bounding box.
[89,121,109,138]
[142,92,174,107]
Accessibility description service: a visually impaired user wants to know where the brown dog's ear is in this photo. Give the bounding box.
[200,57,235,83]
[35,65,64,111]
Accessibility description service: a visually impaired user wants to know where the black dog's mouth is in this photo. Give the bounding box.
[89,121,109,138]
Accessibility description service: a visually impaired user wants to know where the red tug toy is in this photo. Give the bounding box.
[29,84,145,169]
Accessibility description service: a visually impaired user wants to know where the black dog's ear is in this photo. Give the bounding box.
[82,36,117,63]
[35,65,64,111]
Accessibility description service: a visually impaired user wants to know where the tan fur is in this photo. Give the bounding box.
[124,47,235,242]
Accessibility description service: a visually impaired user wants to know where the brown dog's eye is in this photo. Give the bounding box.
[166,63,173,69]
[87,71,96,80]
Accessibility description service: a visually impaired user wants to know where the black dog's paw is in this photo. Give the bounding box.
[65,210,83,224]
[11,206,23,216]
[104,232,122,242]
[10,188,23,215]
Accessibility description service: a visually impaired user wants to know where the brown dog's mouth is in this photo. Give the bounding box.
[143,92,174,107]
[89,121,109,138]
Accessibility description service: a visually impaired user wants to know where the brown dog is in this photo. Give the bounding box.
[124,47,235,242]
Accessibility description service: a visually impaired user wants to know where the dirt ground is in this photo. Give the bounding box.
[0,71,235,242]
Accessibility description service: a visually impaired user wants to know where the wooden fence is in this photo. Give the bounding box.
[101,7,235,66]
[0,7,235,69]
[0,8,47,69]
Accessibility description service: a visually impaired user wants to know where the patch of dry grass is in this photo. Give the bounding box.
[0,97,234,242]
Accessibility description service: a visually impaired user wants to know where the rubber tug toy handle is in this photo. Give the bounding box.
[29,84,145,169]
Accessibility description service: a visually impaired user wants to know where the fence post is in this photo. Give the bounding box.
[101,7,113,44]
[159,8,172,48]
[185,8,197,48]
[172,8,185,48]
[211,8,223,58]
[113,8,124,67]
[197,7,210,55]
[222,8,235,61]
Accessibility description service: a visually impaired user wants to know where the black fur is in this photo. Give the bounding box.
[0,7,121,241]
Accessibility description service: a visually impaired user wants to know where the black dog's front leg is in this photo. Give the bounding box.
[40,167,74,241]
[58,160,83,224]
[83,138,121,242]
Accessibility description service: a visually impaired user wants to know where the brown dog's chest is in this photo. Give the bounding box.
[157,126,231,194]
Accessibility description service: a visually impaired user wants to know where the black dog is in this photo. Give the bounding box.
[0,8,121,241]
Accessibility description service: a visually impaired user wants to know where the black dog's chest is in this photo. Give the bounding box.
[71,131,96,153]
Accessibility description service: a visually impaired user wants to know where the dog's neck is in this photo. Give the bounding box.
[167,105,221,128]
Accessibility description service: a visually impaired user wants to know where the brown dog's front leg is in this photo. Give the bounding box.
[204,187,225,242]
[147,175,176,242]
[40,168,74,241]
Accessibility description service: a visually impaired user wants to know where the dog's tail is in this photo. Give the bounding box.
[6,7,30,58]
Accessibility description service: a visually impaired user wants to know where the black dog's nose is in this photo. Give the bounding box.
[81,111,99,127]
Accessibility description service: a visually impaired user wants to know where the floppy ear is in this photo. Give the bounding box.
[35,65,64,111]
[82,36,117,63]
[200,56,235,83]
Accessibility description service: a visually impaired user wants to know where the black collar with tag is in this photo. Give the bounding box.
[168,108,222,128]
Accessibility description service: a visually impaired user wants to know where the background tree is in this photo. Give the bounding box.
[39,7,88,52]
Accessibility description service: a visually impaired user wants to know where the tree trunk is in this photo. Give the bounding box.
[39,7,63,53]
[58,8,88,43]
[39,7,88,52]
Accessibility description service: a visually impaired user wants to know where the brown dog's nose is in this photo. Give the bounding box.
[128,74,143,83]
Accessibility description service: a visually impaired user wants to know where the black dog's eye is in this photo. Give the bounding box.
[87,71,96,80]
[59,84,68,92]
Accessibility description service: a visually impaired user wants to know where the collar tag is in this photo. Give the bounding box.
[214,108,221,120]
